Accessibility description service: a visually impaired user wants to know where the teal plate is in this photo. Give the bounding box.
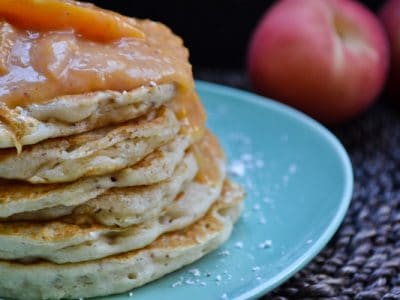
[99,81,353,300]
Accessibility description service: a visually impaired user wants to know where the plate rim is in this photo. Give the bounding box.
[195,80,354,299]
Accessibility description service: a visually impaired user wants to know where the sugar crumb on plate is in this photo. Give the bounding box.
[234,241,244,249]
[258,240,272,249]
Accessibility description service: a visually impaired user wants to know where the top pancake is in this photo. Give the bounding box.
[0,12,195,149]
[0,83,176,149]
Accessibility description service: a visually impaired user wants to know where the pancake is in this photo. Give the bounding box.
[70,130,226,227]
[0,132,227,263]
[62,152,200,227]
[10,150,197,223]
[0,83,175,150]
[0,105,179,183]
[0,180,244,300]
[0,169,225,264]
[0,135,191,219]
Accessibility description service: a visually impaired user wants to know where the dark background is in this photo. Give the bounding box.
[89,0,383,72]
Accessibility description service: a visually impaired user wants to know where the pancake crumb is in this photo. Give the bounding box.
[229,160,245,177]
[258,240,272,249]
[234,241,243,249]
[218,250,230,256]
[171,277,183,288]
[188,268,201,277]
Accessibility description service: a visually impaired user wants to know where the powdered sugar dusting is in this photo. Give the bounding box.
[188,269,201,277]
[218,250,231,257]
[258,240,273,249]
[228,152,266,179]
[252,266,261,272]
[165,113,303,293]
[229,160,246,177]
[171,277,183,288]
[234,242,243,249]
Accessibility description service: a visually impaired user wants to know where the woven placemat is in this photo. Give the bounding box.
[196,69,400,300]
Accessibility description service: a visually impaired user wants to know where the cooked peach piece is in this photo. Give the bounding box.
[0,0,145,42]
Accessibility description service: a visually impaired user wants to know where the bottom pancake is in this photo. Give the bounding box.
[0,180,244,300]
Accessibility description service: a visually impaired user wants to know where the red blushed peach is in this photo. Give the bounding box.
[380,0,400,97]
[247,0,389,124]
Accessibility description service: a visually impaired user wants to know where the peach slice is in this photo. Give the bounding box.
[0,0,145,42]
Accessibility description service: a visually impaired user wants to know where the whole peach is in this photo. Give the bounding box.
[247,0,389,123]
[380,0,400,97]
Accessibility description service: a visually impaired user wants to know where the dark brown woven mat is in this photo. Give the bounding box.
[196,69,400,300]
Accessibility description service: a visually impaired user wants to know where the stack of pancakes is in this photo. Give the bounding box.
[0,2,244,299]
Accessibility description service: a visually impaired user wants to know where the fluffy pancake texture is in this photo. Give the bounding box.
[3,135,191,220]
[0,106,179,183]
[0,132,227,263]
[0,168,225,263]
[0,180,244,300]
